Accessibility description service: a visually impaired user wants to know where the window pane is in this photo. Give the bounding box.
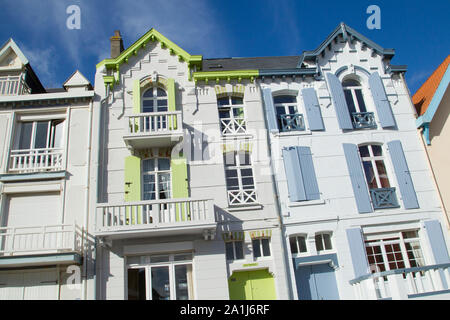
[223,152,236,166]
[35,121,49,149]
[289,237,298,254]
[157,99,168,107]
[298,236,307,253]
[355,89,367,113]
[143,159,155,172]
[226,177,239,190]
[238,152,251,166]
[323,234,332,250]
[241,177,255,188]
[19,122,33,149]
[315,234,324,251]
[371,145,382,157]
[151,266,170,300]
[262,238,271,256]
[175,264,192,300]
[51,120,64,148]
[362,161,378,189]
[402,231,419,239]
[233,107,244,118]
[150,255,170,263]
[143,89,153,98]
[157,88,167,97]
[128,268,146,300]
[235,241,244,260]
[231,97,243,105]
[217,97,229,106]
[158,173,171,199]
[158,158,170,171]
[288,106,298,114]
[359,145,370,158]
[342,79,360,87]
[174,253,193,261]
[375,160,390,188]
[225,242,234,260]
[344,90,356,114]
[252,239,261,258]
[276,106,286,117]
[274,95,296,104]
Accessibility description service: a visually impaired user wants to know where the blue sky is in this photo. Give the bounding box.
[1,0,449,94]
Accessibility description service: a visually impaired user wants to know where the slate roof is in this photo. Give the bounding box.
[202,56,301,71]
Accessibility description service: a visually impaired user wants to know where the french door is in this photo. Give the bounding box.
[127,254,194,300]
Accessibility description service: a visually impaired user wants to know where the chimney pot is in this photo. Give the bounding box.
[110,30,124,59]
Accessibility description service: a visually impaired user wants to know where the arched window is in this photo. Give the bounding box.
[142,86,168,113]
[142,157,171,201]
[273,95,304,132]
[217,95,246,135]
[342,78,367,114]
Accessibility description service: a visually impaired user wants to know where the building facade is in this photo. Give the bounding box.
[0,39,94,299]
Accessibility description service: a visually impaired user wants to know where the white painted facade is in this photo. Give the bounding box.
[0,40,94,300]
[260,26,450,300]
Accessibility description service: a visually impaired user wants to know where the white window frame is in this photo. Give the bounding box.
[289,234,308,256]
[315,232,333,253]
[126,253,194,300]
[15,119,64,151]
[141,157,172,201]
[224,151,257,205]
[225,240,245,261]
[252,238,271,259]
[141,85,168,113]
[217,95,246,135]
[342,79,367,113]
[358,144,390,190]
[365,230,425,274]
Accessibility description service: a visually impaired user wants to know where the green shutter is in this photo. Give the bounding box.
[167,78,177,130]
[125,155,141,224]
[171,157,189,221]
[133,80,141,113]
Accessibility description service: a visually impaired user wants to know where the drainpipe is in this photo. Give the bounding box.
[81,97,94,300]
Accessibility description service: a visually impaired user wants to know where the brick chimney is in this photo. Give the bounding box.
[110,30,124,59]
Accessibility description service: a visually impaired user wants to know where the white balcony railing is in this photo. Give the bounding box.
[0,76,31,96]
[9,148,64,173]
[227,189,257,206]
[220,118,247,135]
[96,198,215,234]
[350,263,450,300]
[127,111,182,135]
[0,224,83,256]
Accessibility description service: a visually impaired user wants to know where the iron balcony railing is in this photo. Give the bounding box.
[350,263,450,300]
[0,224,83,256]
[9,148,64,173]
[351,112,377,129]
[370,187,400,210]
[279,114,306,132]
[0,76,31,96]
[95,198,215,233]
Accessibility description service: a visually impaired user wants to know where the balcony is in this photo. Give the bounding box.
[227,189,257,206]
[8,148,64,174]
[279,114,305,132]
[351,112,376,129]
[123,111,183,149]
[350,263,450,300]
[0,76,31,96]
[0,224,83,268]
[370,187,400,210]
[95,198,216,239]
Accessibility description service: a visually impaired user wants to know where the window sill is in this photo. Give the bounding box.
[221,133,254,139]
[273,130,312,137]
[226,203,263,212]
[288,199,325,207]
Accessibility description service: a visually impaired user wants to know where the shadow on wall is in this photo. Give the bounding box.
[184,124,211,162]
[429,88,450,143]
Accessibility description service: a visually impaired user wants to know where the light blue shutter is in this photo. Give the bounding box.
[346,228,370,279]
[282,147,320,202]
[369,72,396,128]
[326,73,353,130]
[387,140,419,209]
[298,147,320,200]
[343,144,373,213]
[423,220,450,264]
[262,88,279,132]
[282,147,306,201]
[302,88,324,131]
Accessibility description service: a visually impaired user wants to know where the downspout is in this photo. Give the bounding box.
[258,79,294,300]
[82,97,94,300]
